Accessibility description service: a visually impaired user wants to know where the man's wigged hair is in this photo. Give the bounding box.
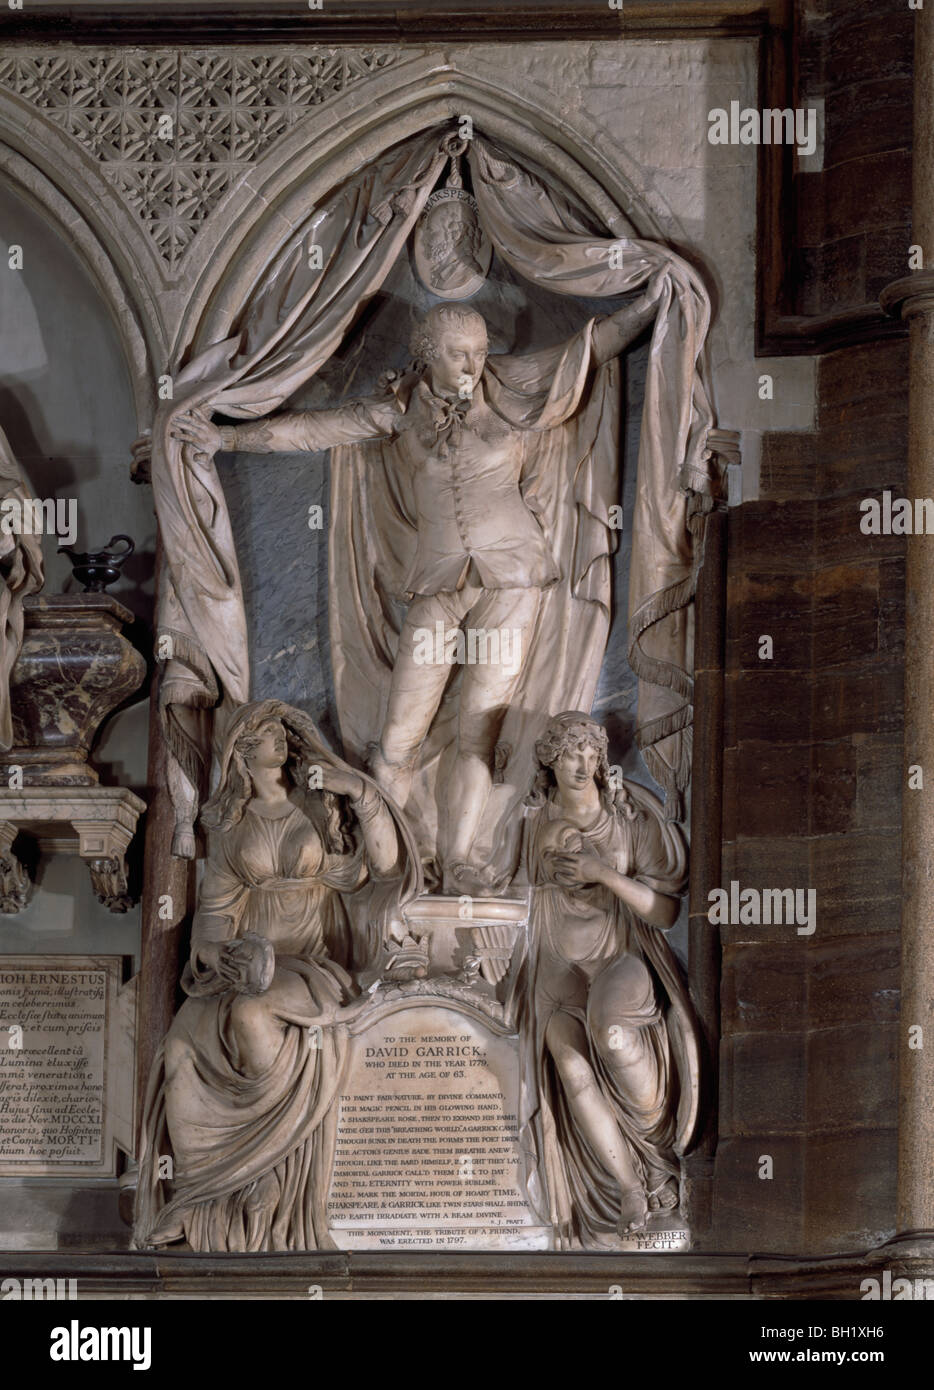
[409,304,488,365]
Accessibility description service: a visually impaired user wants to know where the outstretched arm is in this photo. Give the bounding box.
[171,397,400,459]
[589,270,667,367]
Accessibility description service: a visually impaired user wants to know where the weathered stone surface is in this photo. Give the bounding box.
[812,668,904,741]
[806,1023,898,1132]
[811,563,883,669]
[810,740,859,836]
[800,152,912,248]
[726,571,812,673]
[807,935,901,1026]
[720,836,811,894]
[713,1136,806,1252]
[720,943,808,1034]
[796,237,866,319]
[804,1128,897,1252]
[824,78,913,167]
[865,223,917,306]
[722,742,810,840]
[810,831,902,937]
[720,1033,807,1136]
[725,672,812,745]
[817,492,906,568]
[820,337,911,414]
[851,734,903,833]
[758,437,822,501]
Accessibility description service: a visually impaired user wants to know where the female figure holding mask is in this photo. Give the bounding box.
[134,699,418,1253]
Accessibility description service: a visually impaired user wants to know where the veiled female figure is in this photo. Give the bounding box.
[134,699,418,1253]
[519,711,700,1248]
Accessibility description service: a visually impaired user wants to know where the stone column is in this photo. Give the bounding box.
[682,503,726,1245]
[881,0,934,1242]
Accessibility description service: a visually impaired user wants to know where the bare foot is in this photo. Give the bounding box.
[617,1185,649,1235]
[649,1178,680,1213]
[444,860,511,896]
[443,861,487,895]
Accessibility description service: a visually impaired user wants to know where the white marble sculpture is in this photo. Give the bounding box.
[173,288,662,893]
[136,125,725,1255]
[0,425,44,751]
[149,131,721,876]
[133,699,419,1252]
[413,183,492,298]
[518,711,700,1247]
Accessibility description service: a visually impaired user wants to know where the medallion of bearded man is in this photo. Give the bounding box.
[414,197,490,298]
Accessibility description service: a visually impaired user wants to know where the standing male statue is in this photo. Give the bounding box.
[173,283,663,891]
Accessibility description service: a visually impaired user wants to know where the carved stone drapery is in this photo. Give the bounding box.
[0,44,730,1188]
[0,48,661,425]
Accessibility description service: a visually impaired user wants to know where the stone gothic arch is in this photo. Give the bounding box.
[182,52,669,357]
[0,48,672,402]
[0,134,158,426]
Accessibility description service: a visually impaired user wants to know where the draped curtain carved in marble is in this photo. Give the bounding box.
[149,126,716,861]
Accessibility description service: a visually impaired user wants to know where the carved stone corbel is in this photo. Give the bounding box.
[87,857,134,914]
[76,815,138,913]
[0,821,29,914]
[74,806,141,911]
[0,788,145,917]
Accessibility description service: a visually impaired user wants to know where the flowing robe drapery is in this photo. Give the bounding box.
[150,135,448,853]
[0,426,44,750]
[149,128,718,855]
[517,781,700,1248]
[133,699,420,1253]
[133,795,365,1253]
[466,141,717,820]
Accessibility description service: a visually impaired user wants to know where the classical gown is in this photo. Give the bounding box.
[134,792,367,1252]
[518,783,700,1248]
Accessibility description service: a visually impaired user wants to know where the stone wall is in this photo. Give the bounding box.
[714,0,912,1254]
[793,0,913,326]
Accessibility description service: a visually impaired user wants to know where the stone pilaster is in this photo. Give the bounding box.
[880,0,934,1242]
